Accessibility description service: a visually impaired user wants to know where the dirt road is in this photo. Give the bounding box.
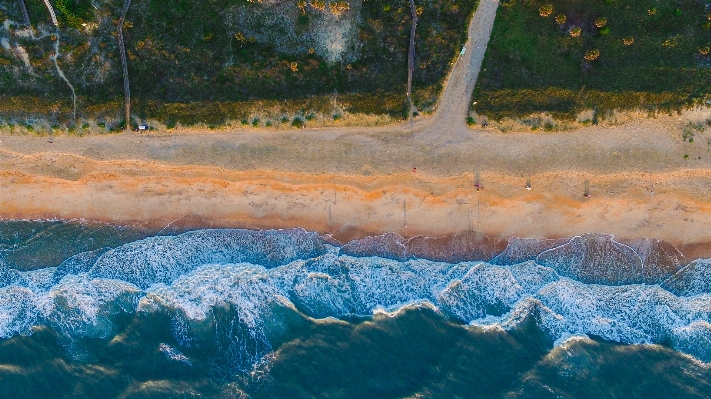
[429,0,498,131]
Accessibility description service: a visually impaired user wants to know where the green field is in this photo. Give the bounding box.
[473,0,711,121]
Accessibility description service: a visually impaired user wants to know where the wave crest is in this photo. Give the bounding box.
[1,228,710,372]
[89,228,325,289]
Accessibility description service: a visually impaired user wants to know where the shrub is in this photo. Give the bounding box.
[648,8,656,16]
[622,36,634,45]
[555,14,566,24]
[291,118,304,128]
[310,0,326,11]
[466,116,476,125]
[584,49,600,61]
[699,47,711,55]
[663,36,681,48]
[329,1,350,17]
[599,26,610,35]
[594,17,607,28]
[539,4,553,17]
[569,27,582,37]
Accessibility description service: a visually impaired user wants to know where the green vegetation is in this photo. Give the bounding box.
[55,0,93,29]
[473,0,711,120]
[1,0,478,128]
[124,0,476,120]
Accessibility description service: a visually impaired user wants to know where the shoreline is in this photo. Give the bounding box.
[1,162,711,258]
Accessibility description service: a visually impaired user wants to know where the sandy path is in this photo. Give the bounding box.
[429,0,498,132]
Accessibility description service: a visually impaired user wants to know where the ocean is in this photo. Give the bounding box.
[0,220,710,398]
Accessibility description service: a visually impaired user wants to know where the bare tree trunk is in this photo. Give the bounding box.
[17,0,31,27]
[117,0,132,130]
[406,0,417,119]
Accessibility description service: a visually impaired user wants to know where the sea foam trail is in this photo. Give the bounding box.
[88,228,326,288]
[0,228,710,372]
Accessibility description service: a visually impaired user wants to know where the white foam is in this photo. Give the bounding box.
[553,332,592,348]
[4,267,57,292]
[0,286,38,338]
[2,229,711,367]
[438,263,523,321]
[663,259,711,296]
[89,228,325,289]
[39,275,142,338]
[159,343,193,366]
[142,263,275,324]
[671,320,711,362]
[372,301,440,318]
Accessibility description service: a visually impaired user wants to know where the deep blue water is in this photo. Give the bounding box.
[0,220,710,398]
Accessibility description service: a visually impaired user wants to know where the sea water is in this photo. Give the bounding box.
[0,220,710,398]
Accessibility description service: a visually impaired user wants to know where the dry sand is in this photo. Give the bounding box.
[1,0,710,257]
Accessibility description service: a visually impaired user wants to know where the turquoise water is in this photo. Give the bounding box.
[0,220,710,398]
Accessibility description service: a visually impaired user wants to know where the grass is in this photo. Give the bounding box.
[473,0,711,120]
[0,91,413,132]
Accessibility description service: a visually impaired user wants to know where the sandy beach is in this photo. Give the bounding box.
[1,105,710,258]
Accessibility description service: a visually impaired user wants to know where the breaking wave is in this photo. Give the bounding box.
[1,227,711,374]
